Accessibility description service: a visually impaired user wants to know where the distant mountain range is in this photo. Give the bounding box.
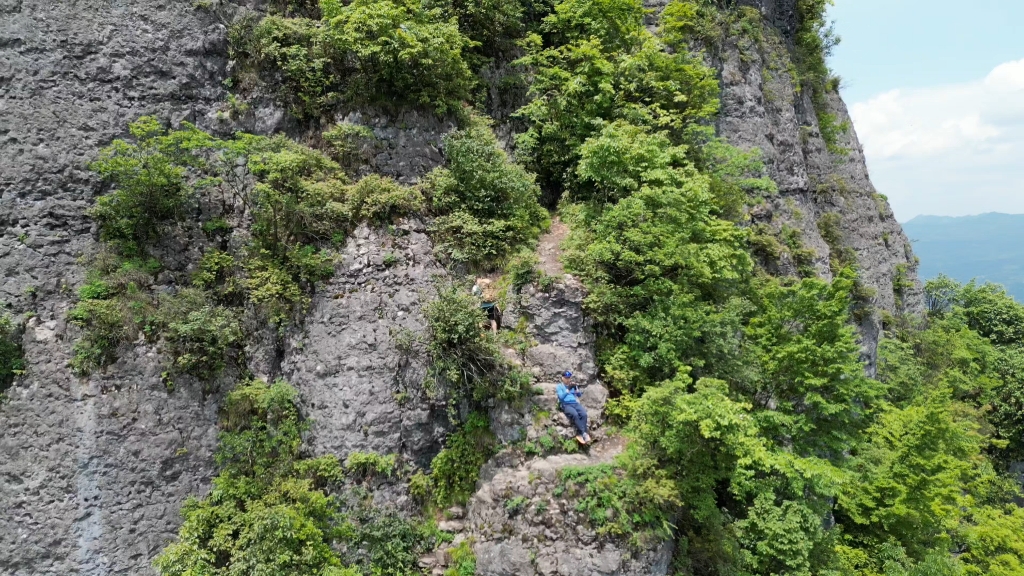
[903,213,1024,301]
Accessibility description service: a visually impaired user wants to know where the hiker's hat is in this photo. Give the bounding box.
[562,371,573,378]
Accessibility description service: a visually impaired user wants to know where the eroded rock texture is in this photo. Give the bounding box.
[1,2,231,574]
[1,0,922,574]
[280,220,450,467]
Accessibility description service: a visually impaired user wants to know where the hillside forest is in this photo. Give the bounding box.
[6,0,1024,575]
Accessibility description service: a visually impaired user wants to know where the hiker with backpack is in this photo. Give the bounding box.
[472,278,501,335]
[556,371,590,445]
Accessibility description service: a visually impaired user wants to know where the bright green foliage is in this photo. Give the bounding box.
[562,151,751,393]
[427,117,548,267]
[660,0,725,49]
[344,452,397,479]
[541,0,646,53]
[230,15,344,119]
[0,314,24,393]
[80,120,424,372]
[232,0,474,118]
[558,459,679,546]
[915,277,1024,465]
[154,379,444,576]
[515,0,719,199]
[700,139,777,221]
[745,271,882,457]
[347,175,425,224]
[954,281,1024,346]
[837,395,984,558]
[324,0,474,114]
[425,413,496,508]
[89,117,217,256]
[424,281,532,407]
[444,540,476,576]
[623,376,846,573]
[154,380,350,576]
[793,0,850,153]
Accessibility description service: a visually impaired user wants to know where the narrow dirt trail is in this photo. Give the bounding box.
[536,217,569,277]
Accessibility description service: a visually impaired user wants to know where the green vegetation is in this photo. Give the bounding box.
[154,380,445,576]
[483,0,1024,573]
[426,116,549,267]
[74,118,425,377]
[443,539,476,576]
[344,452,397,480]
[423,281,532,408]
[793,0,850,153]
[515,0,720,201]
[230,0,475,119]
[0,314,24,395]
[416,412,496,508]
[84,0,1024,573]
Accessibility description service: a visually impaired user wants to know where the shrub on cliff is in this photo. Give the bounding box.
[154,379,444,576]
[423,281,532,407]
[232,0,475,119]
[426,117,548,267]
[0,314,24,394]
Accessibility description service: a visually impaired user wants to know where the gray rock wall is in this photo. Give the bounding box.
[706,2,924,370]
[280,220,451,467]
[1,1,232,574]
[1,0,925,574]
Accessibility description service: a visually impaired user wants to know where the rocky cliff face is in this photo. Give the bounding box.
[712,17,924,370]
[1,2,229,574]
[0,0,922,574]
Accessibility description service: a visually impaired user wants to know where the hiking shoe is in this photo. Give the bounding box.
[583,433,592,444]
[575,435,586,444]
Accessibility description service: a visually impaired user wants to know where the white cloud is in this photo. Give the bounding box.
[848,58,1024,220]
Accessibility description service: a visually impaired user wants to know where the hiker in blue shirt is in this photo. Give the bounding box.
[556,371,590,444]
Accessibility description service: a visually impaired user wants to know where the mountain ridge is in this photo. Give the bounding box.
[904,212,1024,301]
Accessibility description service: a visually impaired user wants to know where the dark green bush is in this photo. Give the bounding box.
[426,117,547,267]
[155,379,352,575]
[156,289,242,379]
[231,15,344,119]
[89,118,217,256]
[427,413,495,507]
[505,249,541,290]
[346,175,425,224]
[0,314,24,393]
[323,122,378,171]
[233,0,475,118]
[324,0,475,114]
[424,0,527,60]
[424,281,531,406]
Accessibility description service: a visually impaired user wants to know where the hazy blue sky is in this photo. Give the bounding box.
[828,0,1024,221]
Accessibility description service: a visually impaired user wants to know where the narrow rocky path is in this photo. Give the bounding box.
[536,217,569,277]
[420,217,665,576]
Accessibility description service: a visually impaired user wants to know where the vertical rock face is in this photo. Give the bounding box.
[712,6,924,318]
[1,1,924,575]
[279,220,451,467]
[1,2,231,574]
[650,0,924,367]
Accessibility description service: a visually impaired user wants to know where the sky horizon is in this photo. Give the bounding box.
[828,0,1024,222]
